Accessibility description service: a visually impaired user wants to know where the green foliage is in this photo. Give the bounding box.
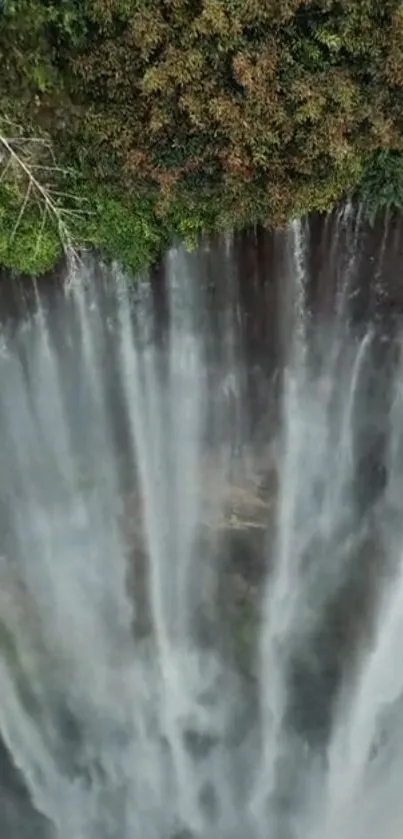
[80,186,167,274]
[359,150,403,223]
[0,184,62,275]
[1,0,403,273]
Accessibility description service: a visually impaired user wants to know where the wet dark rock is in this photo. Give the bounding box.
[183,728,219,759]
[199,781,219,821]
[0,735,54,838]
[169,827,194,839]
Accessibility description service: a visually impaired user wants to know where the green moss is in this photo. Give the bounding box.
[232,595,259,676]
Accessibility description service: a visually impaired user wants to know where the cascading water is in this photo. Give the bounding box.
[0,212,402,839]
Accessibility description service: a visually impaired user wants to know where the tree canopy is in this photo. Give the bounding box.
[1,0,403,273]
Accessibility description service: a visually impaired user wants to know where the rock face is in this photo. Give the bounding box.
[0,737,53,839]
[121,449,279,677]
[122,448,277,560]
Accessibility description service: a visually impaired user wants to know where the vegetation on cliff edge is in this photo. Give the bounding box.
[1,0,403,274]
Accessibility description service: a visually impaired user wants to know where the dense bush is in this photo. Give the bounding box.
[1,0,403,273]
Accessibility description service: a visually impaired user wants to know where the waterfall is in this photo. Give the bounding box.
[0,214,402,839]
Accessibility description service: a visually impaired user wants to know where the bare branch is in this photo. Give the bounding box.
[0,155,13,184]
[0,124,82,263]
[28,164,74,176]
[50,190,89,202]
[5,137,50,145]
[58,208,87,218]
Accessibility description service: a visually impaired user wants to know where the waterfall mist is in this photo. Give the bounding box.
[0,210,403,838]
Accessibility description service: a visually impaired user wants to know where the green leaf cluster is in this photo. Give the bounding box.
[0,182,61,275]
[358,149,403,223]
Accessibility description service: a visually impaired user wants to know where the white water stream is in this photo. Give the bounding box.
[0,217,401,839]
